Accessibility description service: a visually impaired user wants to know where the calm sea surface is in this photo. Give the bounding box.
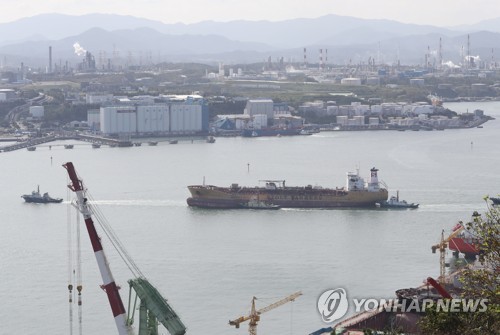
[1,101,499,335]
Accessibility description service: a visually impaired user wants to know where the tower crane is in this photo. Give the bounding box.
[431,223,464,283]
[229,291,302,335]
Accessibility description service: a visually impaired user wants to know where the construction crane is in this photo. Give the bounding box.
[63,162,186,335]
[229,291,302,335]
[431,223,464,283]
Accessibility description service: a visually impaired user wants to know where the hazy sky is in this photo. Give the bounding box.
[1,0,499,26]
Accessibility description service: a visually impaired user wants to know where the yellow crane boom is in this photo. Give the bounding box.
[431,222,464,283]
[229,291,302,335]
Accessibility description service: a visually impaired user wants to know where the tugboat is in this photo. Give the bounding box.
[377,191,418,209]
[27,146,36,151]
[148,141,158,146]
[21,185,63,203]
[91,143,101,148]
[206,136,216,143]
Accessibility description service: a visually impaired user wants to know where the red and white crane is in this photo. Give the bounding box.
[64,162,131,335]
[63,162,186,335]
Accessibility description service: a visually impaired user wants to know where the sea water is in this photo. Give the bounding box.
[0,101,499,335]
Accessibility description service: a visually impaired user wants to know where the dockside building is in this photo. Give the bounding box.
[92,95,208,135]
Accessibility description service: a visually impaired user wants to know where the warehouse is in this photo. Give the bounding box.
[97,97,208,135]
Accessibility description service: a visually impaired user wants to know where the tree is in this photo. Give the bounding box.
[419,201,500,334]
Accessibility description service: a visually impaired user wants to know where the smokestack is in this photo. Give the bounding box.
[439,38,442,70]
[49,46,52,73]
[319,48,323,70]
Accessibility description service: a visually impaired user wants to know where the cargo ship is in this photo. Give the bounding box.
[187,167,388,209]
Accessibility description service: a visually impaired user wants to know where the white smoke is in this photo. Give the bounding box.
[442,60,460,69]
[465,55,481,62]
[73,42,86,56]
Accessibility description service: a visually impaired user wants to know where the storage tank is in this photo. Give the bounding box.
[340,78,361,86]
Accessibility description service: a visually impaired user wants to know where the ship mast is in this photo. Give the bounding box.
[63,162,132,335]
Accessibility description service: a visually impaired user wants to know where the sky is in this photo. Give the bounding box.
[1,0,499,27]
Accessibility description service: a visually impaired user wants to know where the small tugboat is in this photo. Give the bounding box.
[134,142,142,146]
[148,141,158,146]
[91,143,101,148]
[21,185,63,203]
[377,191,418,209]
[240,199,281,210]
[206,136,216,143]
[27,146,36,151]
[64,144,74,149]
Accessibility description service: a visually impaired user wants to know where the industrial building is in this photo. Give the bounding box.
[244,99,274,119]
[93,95,208,135]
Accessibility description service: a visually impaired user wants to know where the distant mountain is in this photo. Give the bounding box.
[0,13,459,48]
[0,27,274,67]
[1,13,500,67]
[0,13,169,46]
[451,17,500,33]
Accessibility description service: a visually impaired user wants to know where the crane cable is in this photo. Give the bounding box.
[67,183,74,335]
[77,183,144,279]
[76,211,83,335]
[68,178,84,335]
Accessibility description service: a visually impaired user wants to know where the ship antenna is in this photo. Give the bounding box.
[203,176,206,186]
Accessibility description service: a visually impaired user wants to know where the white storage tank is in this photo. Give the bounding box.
[341,78,361,86]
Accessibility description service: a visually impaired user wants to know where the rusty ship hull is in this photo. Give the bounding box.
[187,185,388,209]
